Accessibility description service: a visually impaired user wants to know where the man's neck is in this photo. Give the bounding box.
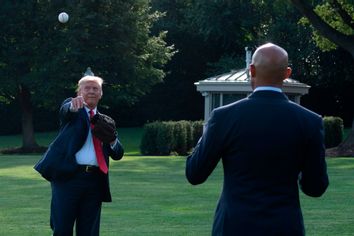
[84,106,97,113]
[254,86,282,93]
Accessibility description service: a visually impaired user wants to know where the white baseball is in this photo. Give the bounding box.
[58,12,69,23]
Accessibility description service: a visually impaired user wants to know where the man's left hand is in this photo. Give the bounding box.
[91,114,117,143]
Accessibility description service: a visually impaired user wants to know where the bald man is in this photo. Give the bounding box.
[186,43,329,235]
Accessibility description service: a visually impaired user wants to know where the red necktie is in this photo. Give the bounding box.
[89,110,108,174]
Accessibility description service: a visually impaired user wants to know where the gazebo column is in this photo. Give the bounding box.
[202,92,210,121]
[294,96,301,104]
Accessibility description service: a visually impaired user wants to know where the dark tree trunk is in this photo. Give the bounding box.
[18,84,39,150]
[290,0,354,58]
[290,0,354,156]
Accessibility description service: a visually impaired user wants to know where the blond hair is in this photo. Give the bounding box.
[77,75,104,88]
[76,75,104,96]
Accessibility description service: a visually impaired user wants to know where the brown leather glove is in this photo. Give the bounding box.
[91,113,117,143]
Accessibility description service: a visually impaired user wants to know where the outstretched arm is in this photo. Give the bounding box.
[59,96,86,126]
[186,110,223,185]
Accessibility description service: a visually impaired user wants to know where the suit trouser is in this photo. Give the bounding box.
[50,170,104,236]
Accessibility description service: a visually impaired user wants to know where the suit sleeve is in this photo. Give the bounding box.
[186,110,224,185]
[106,138,124,160]
[59,98,76,127]
[299,117,329,197]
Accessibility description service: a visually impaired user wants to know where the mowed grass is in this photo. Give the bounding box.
[0,128,354,235]
[0,127,142,155]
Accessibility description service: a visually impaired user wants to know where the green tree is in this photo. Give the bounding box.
[135,0,317,124]
[143,1,270,123]
[0,1,174,151]
[125,0,351,135]
[290,0,354,156]
[125,0,209,124]
[291,0,354,57]
[185,0,321,78]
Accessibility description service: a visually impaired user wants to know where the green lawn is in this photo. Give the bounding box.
[0,127,143,155]
[0,129,354,235]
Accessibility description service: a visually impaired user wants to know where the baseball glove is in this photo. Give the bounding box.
[91,113,117,143]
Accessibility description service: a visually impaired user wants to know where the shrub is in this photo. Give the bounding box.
[191,120,204,146]
[141,118,345,154]
[140,120,204,156]
[140,122,160,155]
[323,116,344,148]
[173,121,189,155]
[156,121,175,155]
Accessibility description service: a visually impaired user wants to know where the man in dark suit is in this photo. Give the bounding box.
[186,43,329,236]
[34,74,124,236]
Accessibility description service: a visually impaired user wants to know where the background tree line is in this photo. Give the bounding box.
[0,0,175,150]
[0,0,353,153]
[124,0,353,127]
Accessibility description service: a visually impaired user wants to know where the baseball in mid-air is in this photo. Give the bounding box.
[58,12,69,23]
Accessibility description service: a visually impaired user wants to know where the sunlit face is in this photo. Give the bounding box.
[78,81,102,109]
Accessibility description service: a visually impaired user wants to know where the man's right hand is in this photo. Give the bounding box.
[70,96,86,112]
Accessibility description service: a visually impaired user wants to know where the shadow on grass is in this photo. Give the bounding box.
[110,155,188,175]
[0,146,47,155]
[0,155,42,170]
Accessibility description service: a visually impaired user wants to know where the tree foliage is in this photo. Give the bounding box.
[0,1,175,149]
[185,0,320,80]
[129,0,352,128]
[291,0,354,156]
[299,0,354,51]
[291,0,354,57]
[1,1,174,107]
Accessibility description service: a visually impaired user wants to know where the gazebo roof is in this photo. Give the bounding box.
[195,68,310,95]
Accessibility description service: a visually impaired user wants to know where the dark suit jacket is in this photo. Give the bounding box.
[34,98,124,202]
[186,91,329,236]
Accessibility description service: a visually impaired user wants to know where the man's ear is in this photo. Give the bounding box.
[250,64,256,77]
[285,67,292,79]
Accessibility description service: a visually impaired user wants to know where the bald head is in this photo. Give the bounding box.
[250,43,291,89]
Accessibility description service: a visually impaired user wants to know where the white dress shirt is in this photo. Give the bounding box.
[69,103,118,166]
[75,107,99,166]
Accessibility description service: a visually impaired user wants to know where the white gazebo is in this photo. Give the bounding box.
[195,48,311,121]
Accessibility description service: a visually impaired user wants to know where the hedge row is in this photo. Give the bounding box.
[140,116,344,156]
[140,120,203,156]
[323,116,344,148]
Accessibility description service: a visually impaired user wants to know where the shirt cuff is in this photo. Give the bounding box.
[110,139,118,148]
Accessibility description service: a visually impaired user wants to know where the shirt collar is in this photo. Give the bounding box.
[254,86,282,93]
[84,106,97,116]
